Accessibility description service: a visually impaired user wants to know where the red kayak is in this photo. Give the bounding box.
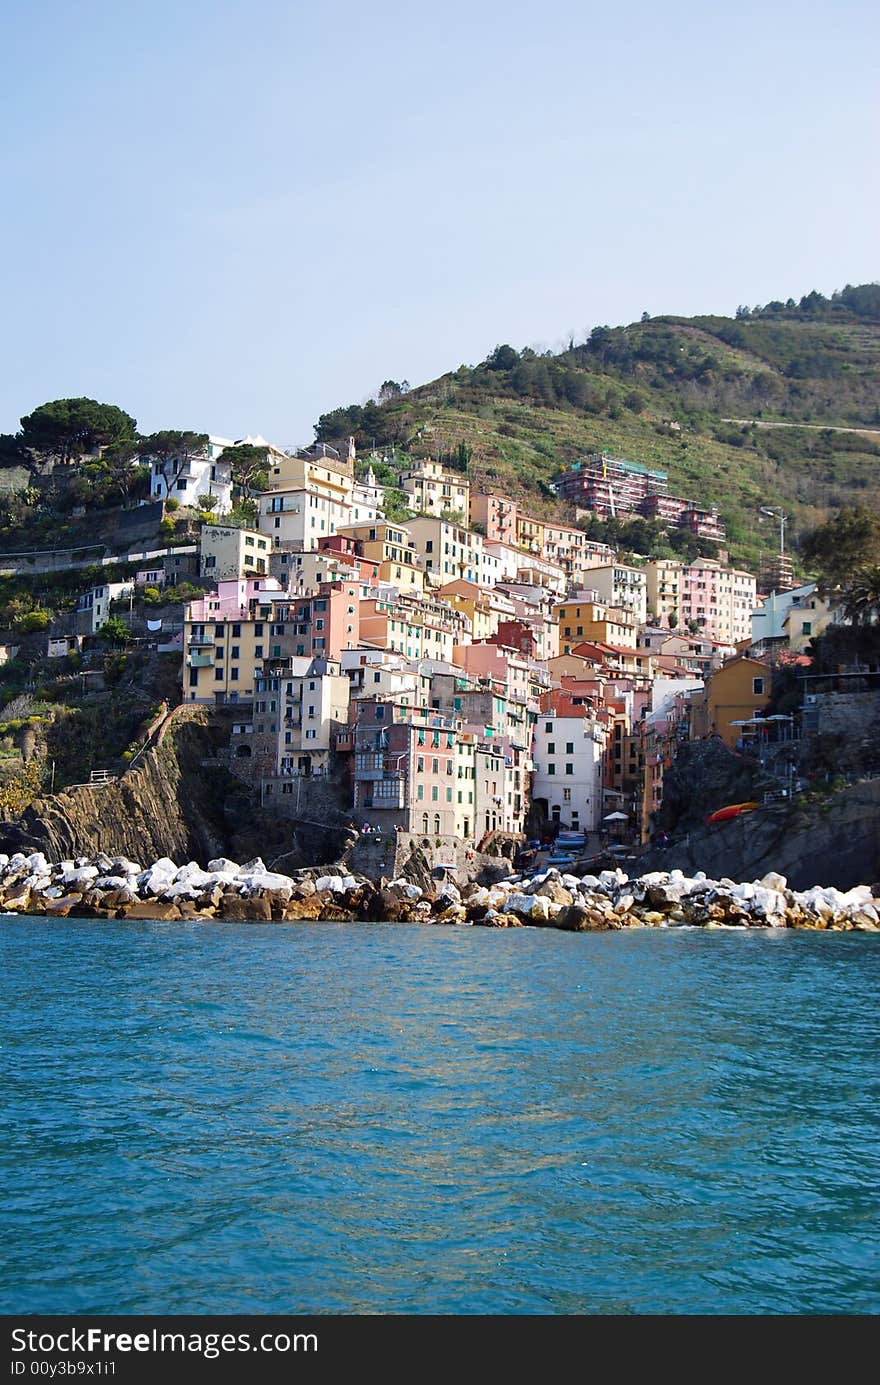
[706,801,759,824]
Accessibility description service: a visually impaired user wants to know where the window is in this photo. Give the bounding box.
[232,624,241,637]
[214,668,223,681]
[432,758,439,773]
[376,706,385,720]
[417,757,424,772]
[545,722,553,733]
[548,764,556,775]
[566,742,574,754]
[446,787,452,802]
[231,646,240,659]
[417,784,424,800]
[431,786,438,801]
[547,742,556,754]
[752,677,765,695]
[230,668,238,681]
[565,764,573,775]
[802,622,812,636]
[563,787,571,802]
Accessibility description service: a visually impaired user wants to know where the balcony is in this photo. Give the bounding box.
[187,653,213,668]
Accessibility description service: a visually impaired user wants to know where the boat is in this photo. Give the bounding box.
[706,801,760,824]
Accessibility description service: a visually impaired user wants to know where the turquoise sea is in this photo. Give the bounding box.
[1,917,878,1315]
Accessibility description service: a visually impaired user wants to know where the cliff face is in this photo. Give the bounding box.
[0,710,237,864]
[639,777,880,891]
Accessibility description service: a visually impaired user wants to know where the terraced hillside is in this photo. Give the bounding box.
[316,286,880,574]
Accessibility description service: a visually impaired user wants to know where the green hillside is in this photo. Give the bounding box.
[316,284,880,574]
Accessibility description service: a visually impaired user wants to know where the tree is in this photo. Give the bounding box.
[487,344,519,371]
[801,507,880,592]
[137,431,210,499]
[218,443,270,497]
[19,398,136,467]
[97,616,129,646]
[841,565,880,626]
[0,433,28,469]
[97,439,149,504]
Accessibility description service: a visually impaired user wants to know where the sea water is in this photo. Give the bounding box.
[1,918,877,1315]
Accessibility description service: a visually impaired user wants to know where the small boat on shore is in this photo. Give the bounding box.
[706,801,760,825]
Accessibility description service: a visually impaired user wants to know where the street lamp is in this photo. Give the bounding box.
[760,506,788,555]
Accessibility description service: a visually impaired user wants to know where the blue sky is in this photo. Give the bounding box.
[1,0,877,447]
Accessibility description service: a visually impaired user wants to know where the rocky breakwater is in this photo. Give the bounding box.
[0,853,878,933]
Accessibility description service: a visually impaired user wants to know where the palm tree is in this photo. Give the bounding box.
[842,565,880,626]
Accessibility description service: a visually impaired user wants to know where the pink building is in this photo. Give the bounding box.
[469,492,518,544]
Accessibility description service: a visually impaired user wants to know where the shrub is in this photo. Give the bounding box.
[13,610,50,633]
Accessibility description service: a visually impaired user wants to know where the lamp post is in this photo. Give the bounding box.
[760,505,788,556]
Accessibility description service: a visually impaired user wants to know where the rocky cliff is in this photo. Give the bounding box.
[0,708,238,864]
[639,776,880,891]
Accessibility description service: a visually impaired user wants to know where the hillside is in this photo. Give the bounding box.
[316,284,880,573]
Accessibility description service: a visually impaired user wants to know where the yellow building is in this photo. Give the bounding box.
[399,459,470,520]
[515,515,545,555]
[554,598,638,653]
[436,580,498,642]
[689,656,771,746]
[335,522,425,594]
[644,558,682,626]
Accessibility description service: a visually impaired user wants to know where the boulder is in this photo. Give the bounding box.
[535,878,574,907]
[118,900,182,920]
[281,894,324,920]
[216,893,273,922]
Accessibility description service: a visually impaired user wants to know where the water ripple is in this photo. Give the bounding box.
[1,919,878,1314]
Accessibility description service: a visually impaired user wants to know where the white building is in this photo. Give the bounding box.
[200,525,271,580]
[351,465,386,525]
[77,581,133,633]
[531,703,607,835]
[342,649,430,707]
[406,517,484,586]
[588,563,648,626]
[149,436,234,514]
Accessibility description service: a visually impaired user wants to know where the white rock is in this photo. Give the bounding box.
[61,864,99,886]
[759,871,788,892]
[110,858,143,877]
[138,858,179,894]
[505,892,534,917]
[243,871,294,898]
[163,883,202,900]
[315,875,344,893]
[207,858,240,874]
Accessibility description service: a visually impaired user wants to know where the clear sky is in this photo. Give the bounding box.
[1,0,876,448]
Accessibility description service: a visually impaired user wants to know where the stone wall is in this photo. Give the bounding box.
[816,690,880,739]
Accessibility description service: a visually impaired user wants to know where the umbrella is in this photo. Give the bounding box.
[603,811,629,822]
